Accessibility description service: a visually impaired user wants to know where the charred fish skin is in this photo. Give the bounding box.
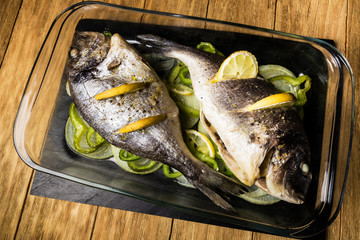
[67,32,248,212]
[136,34,312,204]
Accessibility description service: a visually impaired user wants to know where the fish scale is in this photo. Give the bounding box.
[67,31,248,212]
[136,34,312,204]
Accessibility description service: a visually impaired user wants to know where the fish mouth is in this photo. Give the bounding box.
[255,177,306,204]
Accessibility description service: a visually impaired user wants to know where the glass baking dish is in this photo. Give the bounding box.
[13,1,353,238]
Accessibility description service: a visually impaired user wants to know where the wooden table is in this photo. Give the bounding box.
[1,0,358,239]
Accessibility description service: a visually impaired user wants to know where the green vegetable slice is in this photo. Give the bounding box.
[65,118,112,159]
[167,62,185,85]
[238,187,281,205]
[236,185,280,205]
[258,64,296,79]
[259,65,311,106]
[185,134,219,171]
[196,42,225,56]
[162,164,183,178]
[86,127,105,148]
[196,120,235,177]
[169,84,194,96]
[170,167,195,188]
[268,75,311,106]
[103,30,112,37]
[118,149,141,161]
[162,166,195,189]
[178,66,192,85]
[171,93,200,129]
[127,159,159,172]
[111,145,162,174]
[69,103,96,154]
[175,101,200,118]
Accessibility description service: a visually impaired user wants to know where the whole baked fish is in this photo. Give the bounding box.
[135,34,312,204]
[67,31,248,211]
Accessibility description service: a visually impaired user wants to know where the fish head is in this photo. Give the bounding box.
[257,140,312,204]
[67,32,110,77]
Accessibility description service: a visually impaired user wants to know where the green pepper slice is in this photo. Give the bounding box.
[269,75,311,106]
[178,66,192,85]
[162,164,183,178]
[69,103,97,153]
[127,159,159,172]
[196,42,225,56]
[175,101,200,118]
[86,127,105,148]
[185,136,219,171]
[119,149,141,161]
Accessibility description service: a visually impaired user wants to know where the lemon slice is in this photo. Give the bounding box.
[169,83,193,96]
[185,129,215,158]
[117,114,167,134]
[213,51,258,82]
[95,82,147,100]
[245,93,296,111]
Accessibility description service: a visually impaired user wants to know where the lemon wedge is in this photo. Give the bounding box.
[185,129,215,158]
[117,114,167,134]
[95,82,147,100]
[245,93,296,111]
[212,51,258,82]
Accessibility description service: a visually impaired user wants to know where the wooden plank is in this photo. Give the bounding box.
[0,0,22,63]
[16,195,97,239]
[0,0,353,239]
[274,0,347,52]
[207,0,276,29]
[0,0,79,238]
[257,0,348,239]
[340,0,360,239]
[90,0,174,238]
[170,220,252,240]
[92,208,172,239]
[144,0,208,17]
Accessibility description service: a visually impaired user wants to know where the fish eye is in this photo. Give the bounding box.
[300,162,309,175]
[70,48,79,58]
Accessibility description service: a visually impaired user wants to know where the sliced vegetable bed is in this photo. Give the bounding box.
[65,40,311,205]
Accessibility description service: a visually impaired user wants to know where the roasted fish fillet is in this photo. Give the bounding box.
[66,32,248,211]
[135,34,312,204]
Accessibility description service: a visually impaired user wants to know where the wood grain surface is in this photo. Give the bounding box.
[0,0,357,239]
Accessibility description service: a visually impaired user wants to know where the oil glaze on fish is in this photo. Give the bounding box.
[136,34,312,204]
[67,32,248,212]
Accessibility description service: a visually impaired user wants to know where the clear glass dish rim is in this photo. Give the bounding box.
[12,1,354,237]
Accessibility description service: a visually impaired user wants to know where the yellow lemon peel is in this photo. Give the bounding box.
[117,114,167,134]
[185,129,215,158]
[212,51,258,83]
[95,82,147,100]
[245,93,296,111]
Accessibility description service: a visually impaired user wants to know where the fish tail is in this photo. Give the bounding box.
[190,168,248,212]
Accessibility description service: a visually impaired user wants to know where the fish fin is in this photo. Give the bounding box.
[191,168,248,212]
